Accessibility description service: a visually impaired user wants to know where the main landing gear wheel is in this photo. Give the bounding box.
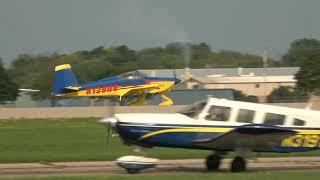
[206,154,221,171]
[126,169,140,174]
[231,156,246,172]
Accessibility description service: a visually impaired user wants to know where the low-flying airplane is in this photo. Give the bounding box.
[52,64,180,105]
[101,97,320,172]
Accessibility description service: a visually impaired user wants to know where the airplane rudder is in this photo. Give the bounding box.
[53,64,79,94]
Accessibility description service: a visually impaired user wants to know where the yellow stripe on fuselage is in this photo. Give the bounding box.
[139,127,233,140]
[139,127,320,141]
[55,84,158,97]
[295,129,320,135]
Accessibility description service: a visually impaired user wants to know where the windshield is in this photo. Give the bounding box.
[121,71,147,80]
[179,100,207,118]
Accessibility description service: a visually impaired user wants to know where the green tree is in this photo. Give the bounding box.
[267,86,308,103]
[282,38,320,66]
[8,42,279,101]
[295,50,320,95]
[233,89,258,102]
[0,59,19,103]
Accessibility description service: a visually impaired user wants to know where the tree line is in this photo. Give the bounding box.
[0,39,320,103]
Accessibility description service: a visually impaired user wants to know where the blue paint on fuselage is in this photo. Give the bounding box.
[117,124,223,149]
[117,123,320,153]
[78,75,179,90]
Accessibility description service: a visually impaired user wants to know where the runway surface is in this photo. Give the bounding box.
[1,157,320,177]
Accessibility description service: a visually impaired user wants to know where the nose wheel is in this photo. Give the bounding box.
[205,154,221,171]
[231,156,246,172]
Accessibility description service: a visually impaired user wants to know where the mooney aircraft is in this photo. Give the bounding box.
[101,97,320,172]
[52,64,180,105]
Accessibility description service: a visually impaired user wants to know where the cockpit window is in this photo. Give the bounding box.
[180,100,207,118]
[264,113,285,125]
[121,71,147,80]
[293,118,306,126]
[205,105,231,121]
[236,109,255,123]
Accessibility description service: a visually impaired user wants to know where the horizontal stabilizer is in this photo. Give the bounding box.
[64,86,80,91]
[19,88,40,92]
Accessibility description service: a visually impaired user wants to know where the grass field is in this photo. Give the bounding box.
[0,118,320,163]
[1,171,320,180]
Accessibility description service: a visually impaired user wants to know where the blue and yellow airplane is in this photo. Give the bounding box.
[101,97,320,173]
[52,64,180,105]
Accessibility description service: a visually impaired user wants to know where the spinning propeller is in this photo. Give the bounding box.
[100,98,118,151]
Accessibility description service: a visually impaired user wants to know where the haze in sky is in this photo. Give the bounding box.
[0,0,319,63]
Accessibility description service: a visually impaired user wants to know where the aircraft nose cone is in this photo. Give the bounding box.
[174,78,181,84]
[99,117,118,128]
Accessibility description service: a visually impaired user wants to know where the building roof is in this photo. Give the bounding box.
[190,76,296,84]
[138,67,299,79]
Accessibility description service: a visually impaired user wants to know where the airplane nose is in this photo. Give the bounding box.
[174,78,181,84]
[99,117,118,128]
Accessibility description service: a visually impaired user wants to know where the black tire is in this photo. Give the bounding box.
[127,169,140,174]
[231,156,246,172]
[206,154,221,171]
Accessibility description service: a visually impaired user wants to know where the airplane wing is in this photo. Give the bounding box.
[118,84,159,100]
[193,124,297,151]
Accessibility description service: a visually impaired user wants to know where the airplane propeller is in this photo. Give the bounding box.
[173,69,177,79]
[100,98,118,151]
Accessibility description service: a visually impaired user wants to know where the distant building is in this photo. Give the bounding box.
[139,67,299,102]
[148,89,234,105]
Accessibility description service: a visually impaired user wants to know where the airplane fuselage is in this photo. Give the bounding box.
[53,64,180,105]
[57,77,178,97]
[108,98,320,153]
[117,119,320,153]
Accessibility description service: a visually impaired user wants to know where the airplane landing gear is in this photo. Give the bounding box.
[129,93,147,106]
[126,168,140,174]
[231,156,246,172]
[159,94,173,106]
[206,154,221,171]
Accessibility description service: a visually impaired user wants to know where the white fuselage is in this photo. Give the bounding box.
[106,98,320,152]
[115,98,320,128]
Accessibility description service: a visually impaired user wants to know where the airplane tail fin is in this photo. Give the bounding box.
[52,64,79,95]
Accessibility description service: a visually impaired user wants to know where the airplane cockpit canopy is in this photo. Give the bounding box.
[180,99,207,118]
[121,71,147,80]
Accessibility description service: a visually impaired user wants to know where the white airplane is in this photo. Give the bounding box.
[101,97,320,172]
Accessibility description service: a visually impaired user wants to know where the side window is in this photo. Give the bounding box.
[236,109,255,123]
[264,113,285,125]
[293,118,306,126]
[205,105,231,121]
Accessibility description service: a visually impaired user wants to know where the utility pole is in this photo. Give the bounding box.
[262,50,268,103]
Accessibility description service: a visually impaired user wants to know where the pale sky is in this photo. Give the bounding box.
[0,0,319,63]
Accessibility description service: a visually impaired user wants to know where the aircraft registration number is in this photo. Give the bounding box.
[281,134,320,148]
[86,85,118,95]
